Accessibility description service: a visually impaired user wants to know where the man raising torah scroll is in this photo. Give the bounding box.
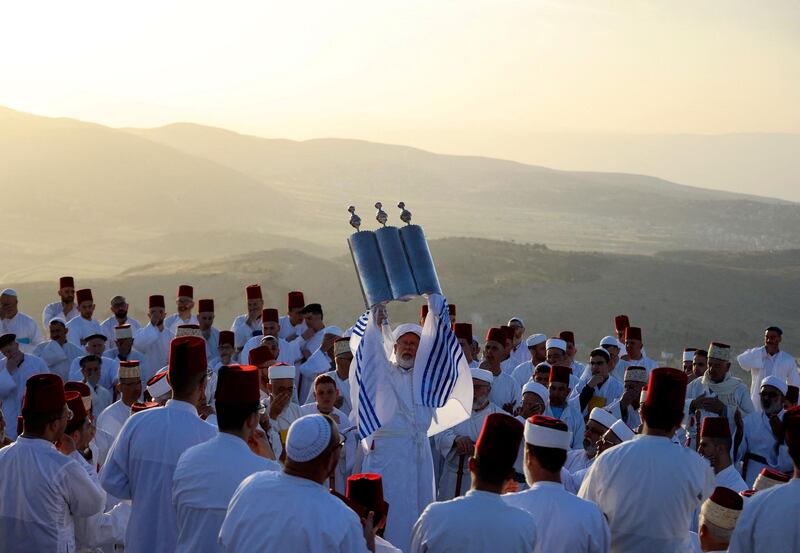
[349,293,472,553]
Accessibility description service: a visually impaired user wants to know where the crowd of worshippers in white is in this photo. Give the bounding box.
[0,277,799,553]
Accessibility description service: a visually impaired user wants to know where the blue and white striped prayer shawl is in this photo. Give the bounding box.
[414,294,472,436]
[351,310,387,440]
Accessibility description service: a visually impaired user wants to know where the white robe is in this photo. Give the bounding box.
[96,399,133,441]
[65,317,103,347]
[202,327,220,361]
[411,489,537,553]
[33,339,83,382]
[88,383,113,418]
[579,435,715,553]
[99,399,217,553]
[68,356,120,391]
[0,312,43,353]
[715,464,748,493]
[504,481,611,553]
[100,316,142,343]
[434,402,505,500]
[565,448,595,474]
[545,400,586,450]
[268,400,303,448]
[728,478,800,553]
[685,375,754,426]
[277,315,307,340]
[0,353,50,439]
[240,334,304,368]
[508,343,530,370]
[605,397,641,430]
[488,369,521,412]
[736,409,793,485]
[172,432,280,553]
[0,437,104,553]
[297,348,334,402]
[133,324,173,382]
[230,314,262,350]
[164,313,198,335]
[510,360,535,390]
[573,375,625,416]
[616,356,659,378]
[299,403,357,494]
[42,301,79,327]
[220,471,370,553]
[736,346,800,412]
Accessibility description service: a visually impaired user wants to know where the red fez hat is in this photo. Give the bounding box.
[215,365,260,404]
[614,315,630,332]
[454,323,473,342]
[168,336,208,380]
[346,473,390,525]
[475,412,524,471]
[16,416,22,436]
[709,486,744,510]
[177,284,193,299]
[261,308,280,324]
[245,284,263,300]
[64,381,91,398]
[287,291,305,310]
[131,401,159,413]
[448,304,456,316]
[149,295,166,309]
[218,330,235,348]
[65,391,88,426]
[528,414,569,433]
[740,489,757,498]
[760,467,791,483]
[500,325,514,342]
[22,374,67,415]
[197,299,214,313]
[644,367,687,412]
[624,326,642,342]
[549,365,571,385]
[558,330,575,345]
[783,405,800,451]
[248,345,275,366]
[485,327,506,345]
[786,385,799,404]
[59,276,74,289]
[700,416,731,439]
[75,288,93,304]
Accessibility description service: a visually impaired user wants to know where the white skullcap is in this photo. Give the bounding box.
[392,323,422,342]
[589,407,618,430]
[323,326,343,337]
[285,414,332,463]
[269,364,296,380]
[524,418,572,450]
[470,368,493,384]
[146,369,171,398]
[545,338,567,352]
[522,381,548,404]
[526,334,547,347]
[599,336,620,348]
[48,316,67,326]
[508,317,525,326]
[682,350,696,363]
[0,289,17,297]
[761,375,788,396]
[609,419,635,442]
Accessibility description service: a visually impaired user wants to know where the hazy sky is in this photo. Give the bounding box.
[1,0,799,142]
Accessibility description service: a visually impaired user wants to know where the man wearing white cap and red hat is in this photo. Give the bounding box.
[565,407,619,474]
[616,326,659,377]
[0,333,50,439]
[0,374,105,552]
[41,276,79,327]
[481,327,522,413]
[103,323,144,365]
[230,284,265,351]
[220,414,373,552]
[173,365,279,553]
[412,413,536,553]
[734,375,793,485]
[33,318,84,381]
[729,406,800,552]
[604,365,648,431]
[580,367,715,553]
[100,336,216,553]
[100,295,142,343]
[510,333,547,389]
[737,326,800,413]
[0,288,43,354]
[434,367,506,500]
[505,415,610,553]
[278,290,309,341]
[164,284,198,335]
[134,295,175,382]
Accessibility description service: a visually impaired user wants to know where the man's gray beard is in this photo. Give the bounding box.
[397,356,415,370]
[472,397,489,411]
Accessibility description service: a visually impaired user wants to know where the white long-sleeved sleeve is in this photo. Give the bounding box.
[63,460,106,518]
[99,425,133,500]
[133,325,160,351]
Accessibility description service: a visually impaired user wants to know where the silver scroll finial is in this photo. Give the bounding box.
[375,202,388,227]
[398,201,412,225]
[348,205,361,231]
